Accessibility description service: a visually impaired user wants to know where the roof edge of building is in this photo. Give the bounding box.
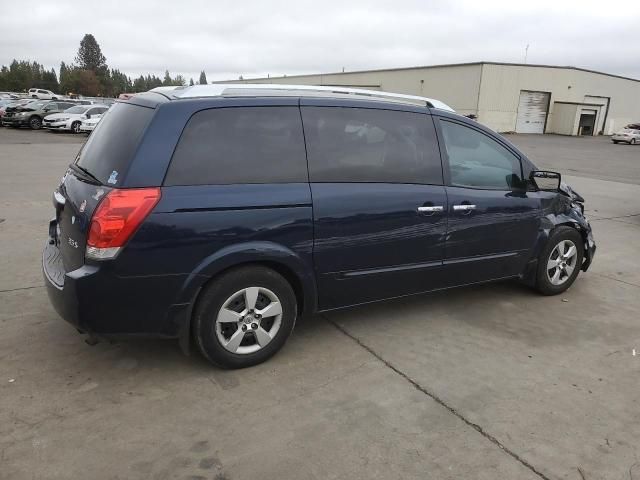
[221,61,640,84]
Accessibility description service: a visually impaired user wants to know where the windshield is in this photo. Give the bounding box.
[76,102,154,185]
[65,106,89,114]
[24,101,46,110]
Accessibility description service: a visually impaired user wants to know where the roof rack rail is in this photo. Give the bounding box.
[149,84,455,112]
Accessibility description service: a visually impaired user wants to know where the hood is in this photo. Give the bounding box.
[559,182,584,203]
[45,113,66,120]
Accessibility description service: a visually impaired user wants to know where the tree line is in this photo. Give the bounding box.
[0,34,209,97]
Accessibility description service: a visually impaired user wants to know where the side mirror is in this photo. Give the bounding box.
[86,114,91,119]
[530,170,561,191]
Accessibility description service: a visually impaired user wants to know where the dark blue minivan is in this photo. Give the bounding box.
[43,85,596,368]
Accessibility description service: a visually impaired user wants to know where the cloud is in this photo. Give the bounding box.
[1,0,639,82]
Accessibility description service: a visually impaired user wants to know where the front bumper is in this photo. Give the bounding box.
[582,227,596,271]
[2,116,28,126]
[43,121,70,130]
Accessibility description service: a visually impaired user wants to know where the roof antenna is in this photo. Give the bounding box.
[524,44,530,64]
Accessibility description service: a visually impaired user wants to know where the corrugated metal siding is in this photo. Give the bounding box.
[220,62,640,134]
[478,64,640,133]
[224,64,483,116]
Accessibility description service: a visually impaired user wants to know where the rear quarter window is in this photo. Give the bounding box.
[76,102,153,185]
[165,106,307,186]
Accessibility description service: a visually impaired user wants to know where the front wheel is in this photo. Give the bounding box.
[535,227,584,295]
[631,138,637,145]
[193,266,297,368]
[29,116,42,130]
[71,121,81,134]
[612,140,619,144]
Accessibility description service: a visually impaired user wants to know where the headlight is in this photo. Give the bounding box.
[57,117,69,121]
[18,112,27,116]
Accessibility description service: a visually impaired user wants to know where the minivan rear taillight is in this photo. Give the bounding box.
[86,187,161,260]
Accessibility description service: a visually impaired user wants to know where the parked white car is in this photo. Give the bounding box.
[79,113,104,133]
[28,88,60,100]
[43,104,109,133]
[611,124,640,145]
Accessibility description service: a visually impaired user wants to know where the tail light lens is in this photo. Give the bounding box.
[86,187,161,260]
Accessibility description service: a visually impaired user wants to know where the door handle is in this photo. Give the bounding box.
[453,204,476,211]
[417,205,444,213]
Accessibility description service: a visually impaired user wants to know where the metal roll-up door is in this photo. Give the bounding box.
[515,91,550,134]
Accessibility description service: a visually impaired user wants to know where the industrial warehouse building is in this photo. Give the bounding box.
[227,62,640,135]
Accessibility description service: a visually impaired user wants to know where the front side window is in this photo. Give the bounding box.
[440,120,522,189]
[302,107,442,184]
[165,107,307,186]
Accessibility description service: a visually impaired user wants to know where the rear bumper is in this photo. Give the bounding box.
[43,242,191,338]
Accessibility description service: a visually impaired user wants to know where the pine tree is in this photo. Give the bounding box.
[198,70,207,85]
[163,70,172,86]
[189,78,194,86]
[75,34,107,73]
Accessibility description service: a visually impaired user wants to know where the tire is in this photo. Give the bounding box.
[193,266,297,369]
[631,139,637,145]
[71,121,81,134]
[29,116,42,130]
[535,226,584,295]
[612,140,619,144]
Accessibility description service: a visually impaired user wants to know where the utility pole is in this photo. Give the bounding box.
[524,44,530,64]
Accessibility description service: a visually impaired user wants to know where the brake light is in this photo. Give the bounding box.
[86,187,161,260]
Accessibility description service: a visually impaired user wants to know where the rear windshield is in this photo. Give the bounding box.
[76,102,153,186]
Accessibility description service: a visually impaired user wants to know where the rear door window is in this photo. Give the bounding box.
[76,102,154,185]
[165,106,307,185]
[301,107,442,184]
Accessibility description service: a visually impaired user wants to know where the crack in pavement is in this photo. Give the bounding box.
[324,315,553,480]
[589,213,640,222]
[0,285,44,294]
[593,273,640,289]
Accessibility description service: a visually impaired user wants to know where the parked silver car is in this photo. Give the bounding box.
[611,124,640,145]
[43,104,109,133]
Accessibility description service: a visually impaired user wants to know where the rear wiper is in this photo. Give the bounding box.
[70,163,101,185]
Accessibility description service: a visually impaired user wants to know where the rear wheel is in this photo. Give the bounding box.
[71,121,81,134]
[535,227,584,295]
[29,116,42,130]
[631,138,637,145]
[193,266,297,368]
[612,140,619,144]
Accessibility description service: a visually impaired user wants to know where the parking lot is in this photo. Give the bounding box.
[1,128,639,480]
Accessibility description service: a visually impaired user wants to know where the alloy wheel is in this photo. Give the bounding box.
[546,239,578,285]
[215,286,283,354]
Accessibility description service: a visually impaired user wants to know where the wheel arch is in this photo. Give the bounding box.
[174,241,317,354]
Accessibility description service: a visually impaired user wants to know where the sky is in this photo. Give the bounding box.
[1,0,639,82]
